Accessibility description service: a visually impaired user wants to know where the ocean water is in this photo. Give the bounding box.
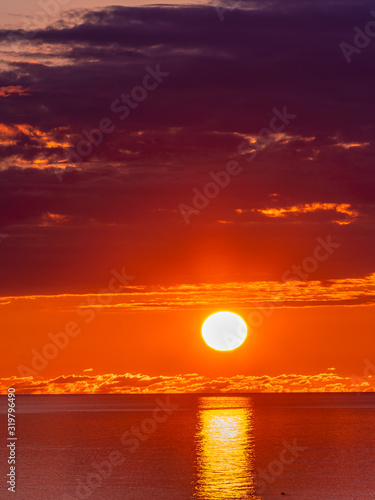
[1,393,375,499]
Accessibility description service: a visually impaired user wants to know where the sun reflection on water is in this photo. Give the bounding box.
[194,397,260,499]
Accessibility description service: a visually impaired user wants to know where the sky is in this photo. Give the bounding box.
[0,0,205,29]
[1,0,375,393]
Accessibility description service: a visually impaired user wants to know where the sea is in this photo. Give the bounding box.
[1,393,375,499]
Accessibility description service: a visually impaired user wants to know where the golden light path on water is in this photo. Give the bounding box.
[194,397,261,499]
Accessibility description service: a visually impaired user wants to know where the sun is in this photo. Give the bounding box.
[202,311,247,351]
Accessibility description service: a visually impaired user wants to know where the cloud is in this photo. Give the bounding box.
[1,370,373,394]
[246,203,359,225]
[1,273,375,311]
[0,3,375,292]
[0,86,30,97]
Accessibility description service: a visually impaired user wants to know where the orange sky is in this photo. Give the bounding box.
[2,276,375,393]
[1,1,375,394]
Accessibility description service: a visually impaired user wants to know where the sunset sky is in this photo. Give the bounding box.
[1,0,375,394]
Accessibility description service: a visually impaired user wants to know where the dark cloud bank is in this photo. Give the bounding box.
[0,1,375,293]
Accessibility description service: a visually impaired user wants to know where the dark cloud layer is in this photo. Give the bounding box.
[0,2,375,293]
